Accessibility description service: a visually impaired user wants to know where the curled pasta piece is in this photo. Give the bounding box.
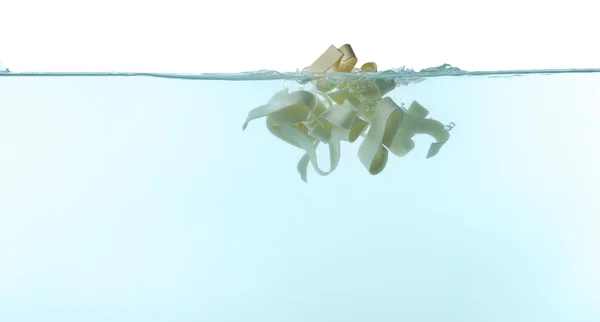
[243,88,367,182]
[358,98,451,175]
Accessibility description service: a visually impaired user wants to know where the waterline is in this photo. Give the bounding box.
[1,68,600,81]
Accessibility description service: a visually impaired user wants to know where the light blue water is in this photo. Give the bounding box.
[0,69,599,322]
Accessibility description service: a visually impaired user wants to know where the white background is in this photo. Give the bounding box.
[1,0,599,72]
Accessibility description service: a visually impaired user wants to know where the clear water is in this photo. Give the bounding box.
[1,69,599,322]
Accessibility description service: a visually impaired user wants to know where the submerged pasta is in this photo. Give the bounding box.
[243,44,453,182]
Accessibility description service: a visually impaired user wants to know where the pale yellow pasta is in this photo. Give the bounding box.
[242,44,453,182]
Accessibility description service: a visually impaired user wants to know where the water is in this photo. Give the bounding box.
[0,69,599,322]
